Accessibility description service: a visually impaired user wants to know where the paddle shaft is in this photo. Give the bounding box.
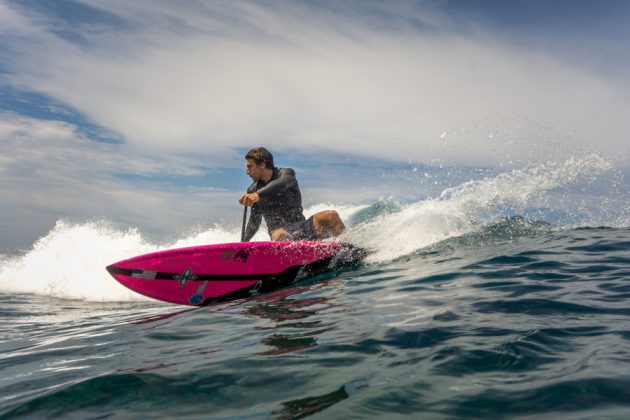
[240,205,248,242]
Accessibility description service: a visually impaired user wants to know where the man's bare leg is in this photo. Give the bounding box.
[270,229,291,241]
[312,210,346,238]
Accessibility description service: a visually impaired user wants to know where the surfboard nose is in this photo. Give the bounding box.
[106,265,128,276]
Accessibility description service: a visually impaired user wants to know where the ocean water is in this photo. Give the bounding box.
[1,155,630,419]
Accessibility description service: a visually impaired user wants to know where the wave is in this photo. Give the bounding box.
[0,154,626,301]
[0,207,366,302]
[345,154,627,262]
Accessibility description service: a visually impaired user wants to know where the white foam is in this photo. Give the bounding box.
[346,154,619,262]
[0,221,154,301]
[0,204,366,302]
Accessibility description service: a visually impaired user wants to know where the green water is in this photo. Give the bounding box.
[2,225,630,418]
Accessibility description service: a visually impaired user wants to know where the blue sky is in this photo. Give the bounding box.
[1,0,630,248]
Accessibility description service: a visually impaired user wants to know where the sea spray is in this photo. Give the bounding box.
[347,154,620,262]
[0,205,366,302]
[0,154,625,300]
[0,221,155,301]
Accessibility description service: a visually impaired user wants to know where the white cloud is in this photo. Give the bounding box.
[1,0,629,167]
[0,113,242,248]
[2,1,630,247]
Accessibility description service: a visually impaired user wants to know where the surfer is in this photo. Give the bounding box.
[239,147,346,242]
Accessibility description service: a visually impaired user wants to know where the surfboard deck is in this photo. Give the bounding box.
[106,241,366,306]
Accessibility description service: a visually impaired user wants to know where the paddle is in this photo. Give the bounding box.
[240,205,248,242]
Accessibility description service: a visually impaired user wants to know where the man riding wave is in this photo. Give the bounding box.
[239,147,346,242]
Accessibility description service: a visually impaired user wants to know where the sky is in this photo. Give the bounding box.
[1,0,630,248]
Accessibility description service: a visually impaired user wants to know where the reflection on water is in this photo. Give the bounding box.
[244,281,342,355]
[261,334,320,355]
[245,295,335,322]
[128,308,195,324]
[275,385,350,419]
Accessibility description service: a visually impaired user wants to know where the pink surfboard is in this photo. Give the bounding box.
[106,241,366,306]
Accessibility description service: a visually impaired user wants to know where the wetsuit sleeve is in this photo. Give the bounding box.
[255,168,297,199]
[243,203,262,242]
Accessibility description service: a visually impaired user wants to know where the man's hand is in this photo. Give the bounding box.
[239,193,260,206]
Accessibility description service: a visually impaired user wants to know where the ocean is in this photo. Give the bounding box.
[1,154,629,419]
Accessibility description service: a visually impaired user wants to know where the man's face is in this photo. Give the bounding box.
[246,159,265,181]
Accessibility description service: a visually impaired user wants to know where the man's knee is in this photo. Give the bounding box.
[314,210,340,224]
[313,210,345,237]
[271,229,291,241]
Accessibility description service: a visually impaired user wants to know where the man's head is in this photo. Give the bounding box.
[245,147,274,181]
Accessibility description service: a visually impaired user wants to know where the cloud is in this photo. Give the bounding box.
[2,0,630,247]
[1,0,629,167]
[0,113,243,248]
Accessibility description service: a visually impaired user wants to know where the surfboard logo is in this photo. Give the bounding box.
[249,280,263,295]
[221,249,250,263]
[174,268,198,286]
[233,249,249,263]
[131,269,157,279]
[294,266,308,282]
[188,294,203,305]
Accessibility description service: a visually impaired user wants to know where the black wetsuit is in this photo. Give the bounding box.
[243,167,307,242]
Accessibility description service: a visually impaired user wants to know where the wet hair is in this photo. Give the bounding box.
[245,147,275,169]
